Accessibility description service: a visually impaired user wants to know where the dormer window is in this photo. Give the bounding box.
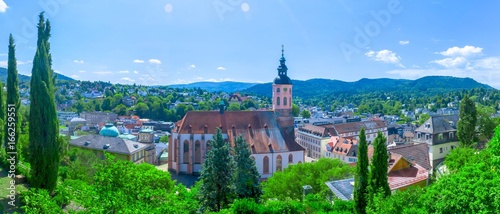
[425,123,430,129]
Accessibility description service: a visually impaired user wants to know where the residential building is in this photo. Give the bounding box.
[80,111,118,126]
[57,111,79,122]
[296,124,336,159]
[331,120,388,144]
[324,137,358,163]
[69,117,87,135]
[326,152,429,200]
[168,47,305,178]
[413,115,459,167]
[138,129,157,165]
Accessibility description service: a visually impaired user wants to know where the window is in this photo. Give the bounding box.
[276,97,280,106]
[174,139,179,162]
[194,141,201,164]
[183,140,190,163]
[426,134,430,140]
[449,132,454,139]
[263,156,270,174]
[206,140,212,155]
[439,147,443,153]
[283,97,287,106]
[417,133,421,139]
[289,97,292,106]
[276,155,282,171]
[276,88,280,92]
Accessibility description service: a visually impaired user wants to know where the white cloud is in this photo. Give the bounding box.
[0,60,29,67]
[440,45,483,57]
[149,59,161,64]
[133,70,139,74]
[117,70,130,74]
[73,60,84,64]
[78,70,86,73]
[121,77,135,82]
[432,57,467,68]
[133,59,145,63]
[189,64,196,69]
[0,0,8,13]
[93,71,113,75]
[365,49,404,67]
[473,57,500,70]
[399,40,410,45]
[216,66,226,70]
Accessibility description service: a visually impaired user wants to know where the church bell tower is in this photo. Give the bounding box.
[273,45,294,134]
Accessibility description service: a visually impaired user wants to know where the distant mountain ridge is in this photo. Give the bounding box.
[168,81,257,92]
[0,67,74,84]
[242,76,494,98]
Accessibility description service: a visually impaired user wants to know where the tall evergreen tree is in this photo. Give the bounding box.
[4,34,21,166]
[28,13,60,192]
[354,127,369,214]
[198,128,235,212]
[368,132,390,203]
[233,135,262,202]
[457,94,477,147]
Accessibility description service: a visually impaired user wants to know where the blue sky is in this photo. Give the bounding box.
[1,0,500,88]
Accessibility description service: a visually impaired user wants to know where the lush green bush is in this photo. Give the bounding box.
[262,158,354,200]
[21,188,62,214]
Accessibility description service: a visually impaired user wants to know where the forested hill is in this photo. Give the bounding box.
[0,67,74,83]
[242,76,494,98]
[168,81,257,92]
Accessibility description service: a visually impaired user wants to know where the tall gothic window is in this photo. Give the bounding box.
[174,139,179,162]
[283,97,287,106]
[194,140,201,164]
[206,140,212,155]
[289,97,292,106]
[276,97,280,106]
[183,140,190,163]
[288,153,293,163]
[263,156,270,174]
[276,155,282,171]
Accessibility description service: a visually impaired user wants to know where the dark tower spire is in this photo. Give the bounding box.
[274,45,292,85]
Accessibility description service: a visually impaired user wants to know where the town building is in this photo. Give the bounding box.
[168,47,305,178]
[69,124,150,164]
[326,151,429,200]
[57,111,79,122]
[324,136,359,163]
[296,124,336,159]
[80,111,118,126]
[413,115,459,167]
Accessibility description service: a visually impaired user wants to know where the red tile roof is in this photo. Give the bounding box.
[332,121,386,135]
[175,111,304,154]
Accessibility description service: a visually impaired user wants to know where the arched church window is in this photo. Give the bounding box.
[276,97,280,106]
[183,140,190,163]
[194,140,201,164]
[283,97,287,106]
[289,97,292,106]
[288,154,293,163]
[263,156,270,174]
[276,155,282,171]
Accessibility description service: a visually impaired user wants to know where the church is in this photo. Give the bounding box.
[168,47,305,179]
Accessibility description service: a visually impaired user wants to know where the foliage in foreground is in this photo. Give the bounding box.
[262,158,354,201]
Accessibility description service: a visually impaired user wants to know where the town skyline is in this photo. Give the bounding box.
[1,1,500,88]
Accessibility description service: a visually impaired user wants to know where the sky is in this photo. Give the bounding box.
[1,0,500,88]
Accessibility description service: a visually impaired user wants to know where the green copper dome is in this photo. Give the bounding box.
[99,123,120,137]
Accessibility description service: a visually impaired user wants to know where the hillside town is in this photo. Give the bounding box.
[2,2,500,213]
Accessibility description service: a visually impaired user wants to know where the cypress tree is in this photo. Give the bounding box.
[4,34,21,166]
[368,132,390,202]
[28,12,60,192]
[457,94,477,147]
[233,135,262,202]
[198,128,235,212]
[354,127,369,214]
